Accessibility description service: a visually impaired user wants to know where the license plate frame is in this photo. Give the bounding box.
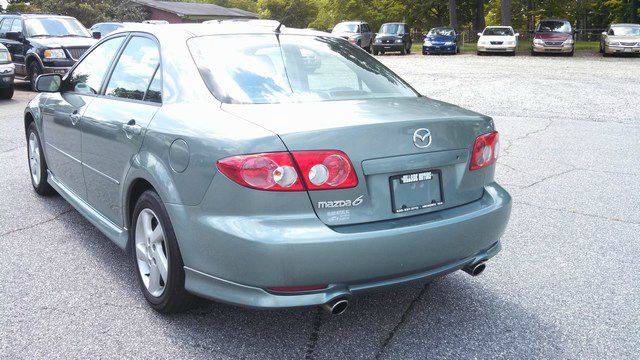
[389,170,444,214]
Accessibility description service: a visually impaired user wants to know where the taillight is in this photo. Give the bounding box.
[291,151,358,190]
[217,150,358,191]
[469,131,499,171]
[217,152,304,191]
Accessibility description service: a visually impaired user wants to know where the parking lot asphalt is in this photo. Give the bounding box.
[1,53,639,359]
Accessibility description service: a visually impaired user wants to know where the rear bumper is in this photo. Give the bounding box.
[168,182,512,309]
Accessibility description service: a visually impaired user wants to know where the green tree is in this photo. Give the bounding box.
[257,0,319,28]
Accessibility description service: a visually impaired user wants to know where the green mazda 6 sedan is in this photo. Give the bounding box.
[24,22,511,314]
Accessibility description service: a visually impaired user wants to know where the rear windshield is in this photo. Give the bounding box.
[483,28,514,36]
[537,21,572,33]
[188,34,418,104]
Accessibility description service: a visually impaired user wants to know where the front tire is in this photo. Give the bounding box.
[26,122,55,196]
[29,62,42,92]
[401,46,407,55]
[132,190,192,313]
[0,86,13,99]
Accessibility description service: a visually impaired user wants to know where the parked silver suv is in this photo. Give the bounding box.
[331,21,373,52]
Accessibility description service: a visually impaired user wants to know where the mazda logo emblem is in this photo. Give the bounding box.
[413,128,432,148]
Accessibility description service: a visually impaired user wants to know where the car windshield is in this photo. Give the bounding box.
[483,28,514,36]
[428,28,454,37]
[610,26,640,36]
[537,21,572,33]
[332,23,358,33]
[379,24,403,34]
[25,18,90,37]
[188,34,418,104]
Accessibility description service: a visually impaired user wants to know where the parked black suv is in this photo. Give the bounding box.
[372,22,412,55]
[0,14,96,90]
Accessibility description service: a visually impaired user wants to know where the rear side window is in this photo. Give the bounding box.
[10,20,22,33]
[0,18,13,35]
[67,36,125,94]
[144,67,162,104]
[105,36,160,101]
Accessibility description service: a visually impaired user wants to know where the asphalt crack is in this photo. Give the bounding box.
[374,282,430,360]
[520,168,577,189]
[0,208,73,238]
[304,307,324,360]
[0,145,22,155]
[515,201,640,225]
[503,120,553,155]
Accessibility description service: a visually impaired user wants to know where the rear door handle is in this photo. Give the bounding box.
[123,120,142,137]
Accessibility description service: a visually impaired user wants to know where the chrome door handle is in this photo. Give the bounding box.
[123,121,142,136]
[70,113,81,126]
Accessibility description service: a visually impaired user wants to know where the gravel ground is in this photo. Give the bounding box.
[1,52,639,359]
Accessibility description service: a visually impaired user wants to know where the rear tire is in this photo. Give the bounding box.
[0,86,13,99]
[26,122,55,196]
[373,49,379,55]
[406,43,411,54]
[131,190,193,313]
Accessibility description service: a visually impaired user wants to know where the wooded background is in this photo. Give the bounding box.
[5,0,640,36]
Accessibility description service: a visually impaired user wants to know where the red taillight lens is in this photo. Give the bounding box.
[217,150,358,191]
[469,131,499,171]
[292,151,358,190]
[217,152,305,191]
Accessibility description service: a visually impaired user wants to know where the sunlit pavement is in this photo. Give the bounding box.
[1,52,639,359]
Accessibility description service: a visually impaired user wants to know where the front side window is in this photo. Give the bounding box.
[67,36,125,94]
[25,17,90,38]
[483,28,514,36]
[537,21,572,33]
[106,36,160,101]
[10,19,22,33]
[189,34,417,104]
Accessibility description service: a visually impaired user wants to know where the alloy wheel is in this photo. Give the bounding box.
[28,132,41,186]
[135,208,169,297]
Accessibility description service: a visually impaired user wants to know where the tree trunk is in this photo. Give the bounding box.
[527,0,535,32]
[501,0,511,26]
[449,0,458,29]
[473,0,485,33]
[632,0,639,23]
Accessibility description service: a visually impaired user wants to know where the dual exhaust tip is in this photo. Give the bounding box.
[320,261,487,315]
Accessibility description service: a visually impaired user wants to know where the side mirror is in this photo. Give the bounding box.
[515,33,520,37]
[92,31,101,39]
[5,31,22,41]
[35,74,62,93]
[456,33,461,37]
[601,31,607,36]
[477,32,482,37]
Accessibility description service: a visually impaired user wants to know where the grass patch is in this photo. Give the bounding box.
[411,41,599,54]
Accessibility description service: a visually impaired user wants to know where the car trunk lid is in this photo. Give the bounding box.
[222,97,495,226]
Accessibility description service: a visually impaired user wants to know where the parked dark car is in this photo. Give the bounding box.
[422,27,459,55]
[531,19,575,56]
[331,21,373,52]
[373,22,412,55]
[90,22,127,39]
[0,43,14,99]
[0,13,96,90]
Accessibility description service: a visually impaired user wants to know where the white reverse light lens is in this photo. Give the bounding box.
[482,145,492,164]
[309,164,329,185]
[273,166,298,188]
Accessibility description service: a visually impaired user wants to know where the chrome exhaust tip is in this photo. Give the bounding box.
[321,298,349,315]
[463,261,487,277]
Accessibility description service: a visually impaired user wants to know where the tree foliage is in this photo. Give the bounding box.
[5,0,639,32]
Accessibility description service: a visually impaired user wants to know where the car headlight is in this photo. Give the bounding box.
[506,41,515,45]
[44,49,66,59]
[375,38,382,44]
[423,40,432,46]
[444,41,454,46]
[0,51,10,62]
[533,39,545,45]
[564,39,574,45]
[395,39,403,44]
[607,40,619,46]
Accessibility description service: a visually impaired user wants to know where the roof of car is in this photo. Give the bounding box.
[108,22,333,40]
[611,23,640,27]
[485,25,513,28]
[336,21,367,24]
[382,22,406,25]
[5,13,76,19]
